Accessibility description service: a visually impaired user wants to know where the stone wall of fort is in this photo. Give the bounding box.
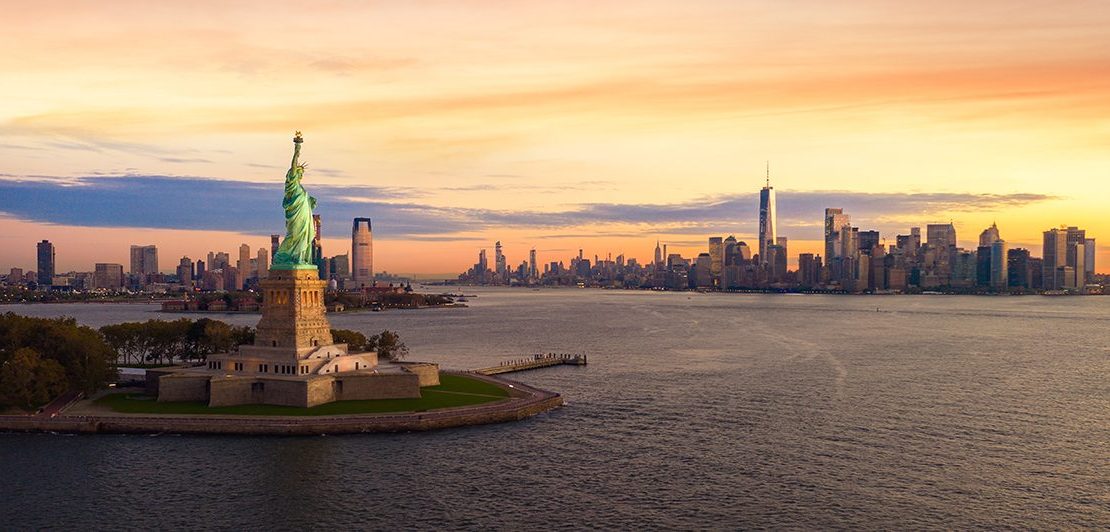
[336,373,421,400]
[399,362,441,387]
[157,374,210,402]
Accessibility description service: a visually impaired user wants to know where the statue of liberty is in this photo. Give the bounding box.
[272,132,319,270]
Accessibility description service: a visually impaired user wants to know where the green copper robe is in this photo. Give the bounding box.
[272,139,317,269]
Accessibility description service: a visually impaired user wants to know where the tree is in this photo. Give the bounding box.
[371,330,408,361]
[0,347,66,409]
[101,322,145,365]
[0,313,117,395]
[186,318,233,359]
[331,328,369,351]
[103,318,254,365]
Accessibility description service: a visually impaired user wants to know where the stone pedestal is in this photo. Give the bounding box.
[254,268,333,352]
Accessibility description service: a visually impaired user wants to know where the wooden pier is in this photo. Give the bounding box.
[477,353,588,375]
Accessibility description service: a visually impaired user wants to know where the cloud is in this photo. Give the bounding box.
[0,175,1058,242]
[158,157,213,164]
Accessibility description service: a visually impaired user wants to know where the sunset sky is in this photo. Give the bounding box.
[2,1,1109,275]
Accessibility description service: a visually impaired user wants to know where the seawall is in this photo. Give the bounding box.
[0,373,562,436]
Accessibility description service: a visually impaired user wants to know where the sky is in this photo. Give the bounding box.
[2,1,1109,275]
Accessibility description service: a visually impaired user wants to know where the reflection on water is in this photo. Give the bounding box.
[2,291,1108,528]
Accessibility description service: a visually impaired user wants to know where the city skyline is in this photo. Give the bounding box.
[3,2,1110,273]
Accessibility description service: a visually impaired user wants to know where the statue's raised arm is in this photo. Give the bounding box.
[291,131,303,169]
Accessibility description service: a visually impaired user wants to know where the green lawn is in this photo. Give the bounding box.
[95,374,509,416]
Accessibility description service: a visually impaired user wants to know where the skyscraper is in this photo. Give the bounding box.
[36,240,55,286]
[257,248,269,279]
[529,248,538,280]
[270,234,280,261]
[1007,248,1031,288]
[758,168,776,265]
[858,231,880,254]
[798,253,821,286]
[312,214,325,280]
[94,263,124,290]
[1085,238,1096,282]
[824,208,850,262]
[238,243,251,287]
[330,254,350,279]
[979,222,1001,247]
[211,251,230,271]
[723,235,739,266]
[974,223,999,287]
[177,257,194,287]
[653,240,662,268]
[495,241,506,277]
[129,245,158,276]
[735,241,751,261]
[990,240,1008,289]
[1042,227,1066,290]
[926,224,957,250]
[1043,226,1089,290]
[351,217,373,285]
[478,248,489,281]
[708,237,723,285]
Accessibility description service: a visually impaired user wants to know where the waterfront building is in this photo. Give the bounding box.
[758,171,777,265]
[93,263,124,290]
[195,260,206,280]
[270,234,280,261]
[36,240,55,286]
[351,217,373,285]
[529,248,538,280]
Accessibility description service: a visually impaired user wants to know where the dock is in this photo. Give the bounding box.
[477,353,587,375]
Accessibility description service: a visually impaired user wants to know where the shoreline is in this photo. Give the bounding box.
[0,372,562,436]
